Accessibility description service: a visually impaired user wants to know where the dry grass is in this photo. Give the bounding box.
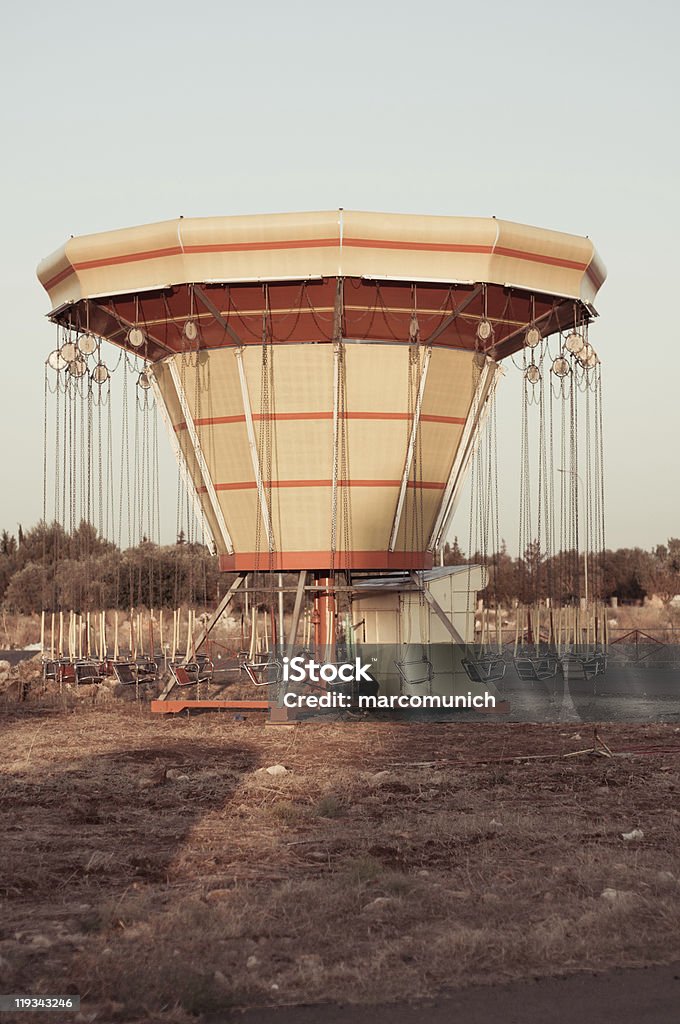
[0,611,42,648]
[1,704,680,1022]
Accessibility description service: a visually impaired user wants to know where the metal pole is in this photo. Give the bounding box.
[277,572,285,655]
[184,573,246,665]
[315,576,336,666]
[287,571,307,654]
[409,572,465,644]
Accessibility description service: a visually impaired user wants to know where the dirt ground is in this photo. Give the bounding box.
[1,700,680,1023]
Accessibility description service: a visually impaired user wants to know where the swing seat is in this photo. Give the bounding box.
[113,662,137,685]
[113,661,158,685]
[170,661,214,687]
[560,649,607,680]
[42,660,59,682]
[513,656,558,682]
[463,657,506,684]
[136,659,158,681]
[171,665,195,687]
[243,658,282,686]
[58,661,76,684]
[394,655,434,685]
[74,661,105,685]
[580,653,607,679]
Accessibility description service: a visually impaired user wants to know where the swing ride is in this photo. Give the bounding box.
[36,210,607,717]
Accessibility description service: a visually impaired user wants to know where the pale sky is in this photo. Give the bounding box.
[1,0,678,552]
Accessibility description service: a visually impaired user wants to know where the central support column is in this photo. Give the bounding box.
[314,575,337,671]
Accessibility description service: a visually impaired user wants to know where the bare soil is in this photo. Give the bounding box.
[1,702,680,1023]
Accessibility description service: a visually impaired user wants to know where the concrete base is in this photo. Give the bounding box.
[268,705,299,726]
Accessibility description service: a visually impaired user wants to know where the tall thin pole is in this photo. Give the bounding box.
[277,572,285,655]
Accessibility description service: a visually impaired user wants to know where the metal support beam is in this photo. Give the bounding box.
[389,346,431,551]
[277,572,285,654]
[331,343,340,555]
[330,279,344,558]
[234,346,273,548]
[287,571,307,654]
[435,363,501,550]
[194,285,245,347]
[152,699,269,714]
[156,672,176,703]
[156,573,247,700]
[185,572,247,663]
[97,300,176,355]
[409,572,465,645]
[168,359,235,555]
[425,285,483,345]
[428,357,500,552]
[493,303,561,358]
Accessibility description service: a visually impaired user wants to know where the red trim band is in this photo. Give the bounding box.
[173,411,467,432]
[199,479,446,492]
[44,265,75,289]
[218,550,434,572]
[44,236,589,290]
[343,237,588,271]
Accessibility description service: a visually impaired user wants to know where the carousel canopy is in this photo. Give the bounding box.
[37,211,606,573]
[38,210,605,363]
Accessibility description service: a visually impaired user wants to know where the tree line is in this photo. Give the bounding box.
[442,536,680,607]
[0,521,220,614]
[0,521,678,614]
